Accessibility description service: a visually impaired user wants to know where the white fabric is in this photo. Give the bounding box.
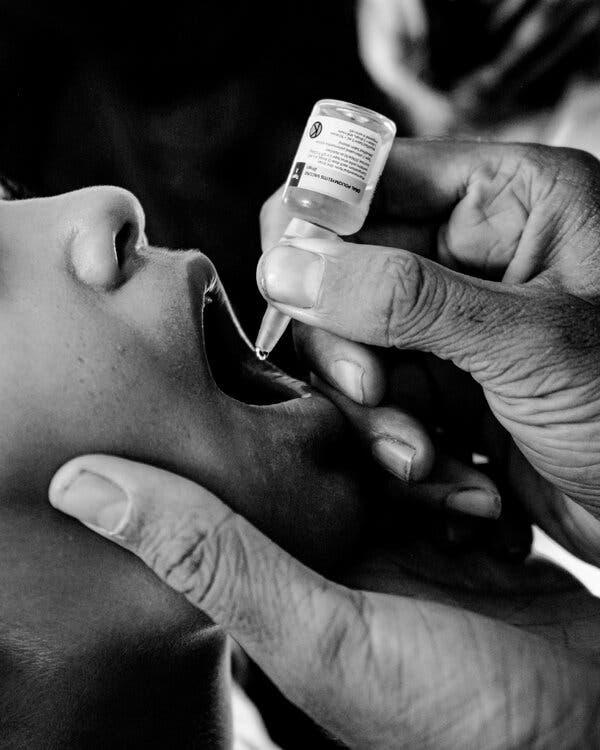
[231,682,283,750]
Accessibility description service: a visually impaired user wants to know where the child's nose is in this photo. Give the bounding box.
[66,186,146,289]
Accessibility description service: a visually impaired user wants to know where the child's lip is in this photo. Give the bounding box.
[186,249,345,433]
[189,252,315,406]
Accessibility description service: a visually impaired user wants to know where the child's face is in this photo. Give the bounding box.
[0,185,365,574]
[0,186,369,746]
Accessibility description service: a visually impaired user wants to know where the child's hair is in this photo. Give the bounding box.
[0,175,33,201]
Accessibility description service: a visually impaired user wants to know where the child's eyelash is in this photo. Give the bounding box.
[0,175,34,201]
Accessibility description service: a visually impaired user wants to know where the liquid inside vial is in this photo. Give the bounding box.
[282,99,396,235]
[253,99,396,359]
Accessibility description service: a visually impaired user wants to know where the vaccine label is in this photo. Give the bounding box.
[287,115,381,205]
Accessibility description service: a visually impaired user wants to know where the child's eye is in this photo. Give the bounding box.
[0,176,34,201]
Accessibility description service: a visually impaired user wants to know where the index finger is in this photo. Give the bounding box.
[259,185,291,252]
[376,138,513,220]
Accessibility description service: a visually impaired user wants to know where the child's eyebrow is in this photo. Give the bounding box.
[0,175,34,201]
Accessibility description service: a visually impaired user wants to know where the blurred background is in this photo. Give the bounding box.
[2,1,600,747]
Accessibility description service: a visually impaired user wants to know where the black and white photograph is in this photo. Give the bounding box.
[1,1,600,747]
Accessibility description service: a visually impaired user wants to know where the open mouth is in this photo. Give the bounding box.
[200,280,312,406]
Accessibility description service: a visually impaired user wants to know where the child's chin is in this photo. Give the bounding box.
[279,469,367,574]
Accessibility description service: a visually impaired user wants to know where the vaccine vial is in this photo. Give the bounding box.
[255,99,396,358]
[282,99,396,235]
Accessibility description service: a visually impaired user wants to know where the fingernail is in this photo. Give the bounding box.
[330,359,365,403]
[259,245,324,308]
[50,470,130,534]
[446,489,501,519]
[371,438,416,482]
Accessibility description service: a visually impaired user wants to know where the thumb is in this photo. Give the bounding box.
[47,456,600,749]
[257,238,527,377]
[48,455,370,710]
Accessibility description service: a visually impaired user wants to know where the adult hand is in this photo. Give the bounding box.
[356,0,600,132]
[49,455,600,749]
[261,189,531,554]
[260,199,520,536]
[258,140,600,563]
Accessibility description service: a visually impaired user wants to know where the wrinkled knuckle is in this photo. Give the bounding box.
[181,512,246,611]
[530,146,600,197]
[138,506,241,612]
[315,590,372,680]
[508,144,600,205]
[513,144,553,184]
[317,610,353,674]
[380,252,428,347]
[518,143,547,163]
[557,147,600,186]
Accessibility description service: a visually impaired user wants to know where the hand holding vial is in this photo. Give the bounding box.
[47,138,600,750]
[258,138,600,566]
[50,449,600,750]
[255,99,396,358]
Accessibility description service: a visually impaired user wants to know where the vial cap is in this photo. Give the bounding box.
[281,218,338,242]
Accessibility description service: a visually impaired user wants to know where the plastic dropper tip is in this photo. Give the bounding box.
[255,347,270,361]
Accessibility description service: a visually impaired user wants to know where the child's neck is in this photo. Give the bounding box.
[0,497,232,747]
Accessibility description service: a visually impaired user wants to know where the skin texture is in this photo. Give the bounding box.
[48,138,600,745]
[258,140,600,566]
[46,141,600,746]
[50,455,600,749]
[0,186,366,747]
